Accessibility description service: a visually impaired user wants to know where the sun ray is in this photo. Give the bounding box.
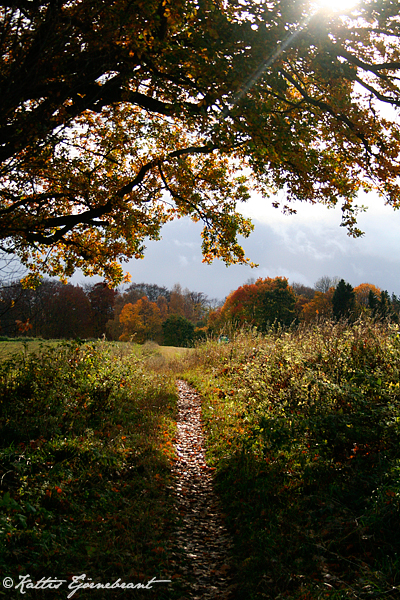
[311,0,359,15]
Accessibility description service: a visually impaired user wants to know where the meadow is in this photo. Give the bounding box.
[0,338,60,360]
[0,340,188,599]
[181,320,400,599]
[0,338,189,362]
[1,322,399,599]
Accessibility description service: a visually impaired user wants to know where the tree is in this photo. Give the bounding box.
[119,297,162,343]
[370,290,399,323]
[123,283,170,304]
[314,276,340,294]
[301,288,334,322]
[368,289,379,314]
[105,280,210,339]
[291,282,315,300]
[168,284,209,323]
[0,278,93,338]
[106,282,168,339]
[332,279,355,321]
[168,284,186,318]
[354,283,381,308]
[260,278,297,328]
[1,1,400,285]
[40,283,93,338]
[391,293,400,319]
[291,282,315,319]
[0,279,38,336]
[85,282,118,338]
[157,295,169,321]
[377,290,392,320]
[162,314,195,347]
[211,277,296,331]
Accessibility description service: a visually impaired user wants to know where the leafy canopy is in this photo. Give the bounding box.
[1,0,400,285]
[119,297,162,342]
[210,276,297,330]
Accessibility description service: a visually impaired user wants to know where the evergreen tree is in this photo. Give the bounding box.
[260,278,297,329]
[332,280,355,321]
[162,315,195,347]
[391,294,400,319]
[367,289,379,313]
[372,291,399,323]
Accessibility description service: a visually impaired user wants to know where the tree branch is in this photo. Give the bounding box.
[279,68,374,155]
[7,143,217,244]
[336,46,400,76]
[354,74,400,107]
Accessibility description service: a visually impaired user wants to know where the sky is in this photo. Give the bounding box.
[73,189,400,302]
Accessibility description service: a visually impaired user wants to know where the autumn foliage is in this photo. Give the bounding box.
[2,1,400,284]
[2,275,400,342]
[0,279,212,344]
[209,277,297,331]
[0,280,114,339]
[354,283,381,307]
[208,277,400,333]
[119,298,163,343]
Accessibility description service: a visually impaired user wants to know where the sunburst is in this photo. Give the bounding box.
[312,0,359,15]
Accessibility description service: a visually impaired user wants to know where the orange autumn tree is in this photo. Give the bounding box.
[2,1,400,285]
[354,283,381,309]
[301,288,335,322]
[210,277,296,332]
[119,297,162,343]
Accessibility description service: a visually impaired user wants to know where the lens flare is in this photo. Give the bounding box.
[312,0,358,14]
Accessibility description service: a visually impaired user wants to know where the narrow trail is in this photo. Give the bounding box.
[171,380,236,600]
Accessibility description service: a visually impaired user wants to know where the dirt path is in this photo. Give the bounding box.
[171,380,236,600]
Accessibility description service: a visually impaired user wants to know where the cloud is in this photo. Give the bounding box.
[71,190,400,300]
[178,255,189,267]
[173,239,197,249]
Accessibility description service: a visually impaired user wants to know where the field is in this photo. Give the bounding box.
[0,338,190,362]
[1,322,399,599]
[0,339,61,360]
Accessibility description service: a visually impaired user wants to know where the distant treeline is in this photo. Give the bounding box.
[209,276,400,334]
[1,276,399,344]
[0,280,220,345]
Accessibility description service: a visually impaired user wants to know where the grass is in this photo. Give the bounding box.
[0,339,61,360]
[139,341,191,367]
[179,320,400,599]
[0,338,190,362]
[0,340,188,599]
